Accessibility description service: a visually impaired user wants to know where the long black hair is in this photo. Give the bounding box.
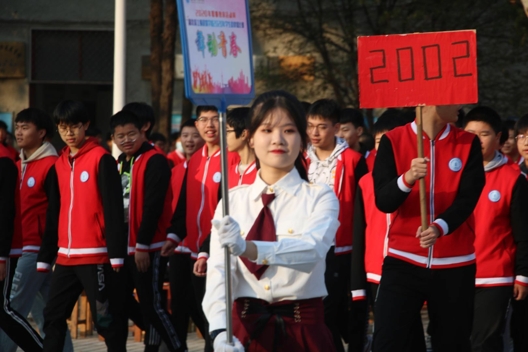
[247,90,308,181]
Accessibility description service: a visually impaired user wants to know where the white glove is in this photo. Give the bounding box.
[212,215,247,256]
[213,331,245,352]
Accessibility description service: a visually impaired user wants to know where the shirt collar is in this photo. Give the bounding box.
[249,167,303,201]
[411,121,451,141]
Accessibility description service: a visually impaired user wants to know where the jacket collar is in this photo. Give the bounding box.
[63,137,101,160]
[20,141,58,164]
[411,121,451,141]
[249,167,303,201]
[201,144,221,158]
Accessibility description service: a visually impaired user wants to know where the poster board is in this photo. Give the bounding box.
[358,30,478,108]
[176,0,255,109]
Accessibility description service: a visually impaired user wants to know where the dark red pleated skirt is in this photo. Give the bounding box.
[232,297,335,352]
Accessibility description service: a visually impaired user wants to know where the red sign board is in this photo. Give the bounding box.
[358,30,478,108]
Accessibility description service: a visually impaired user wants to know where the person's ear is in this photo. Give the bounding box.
[357,126,364,136]
[249,136,254,148]
[37,129,46,141]
[141,122,151,132]
[241,129,248,140]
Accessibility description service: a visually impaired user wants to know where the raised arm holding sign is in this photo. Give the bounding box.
[359,30,486,351]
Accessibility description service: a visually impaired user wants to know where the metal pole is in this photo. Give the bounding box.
[112,0,126,158]
[416,106,428,231]
[218,99,233,345]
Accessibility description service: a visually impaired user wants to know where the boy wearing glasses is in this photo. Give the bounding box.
[111,110,181,352]
[37,100,127,352]
[226,107,257,188]
[167,105,238,352]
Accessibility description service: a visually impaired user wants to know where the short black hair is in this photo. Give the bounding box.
[85,126,102,137]
[150,132,167,143]
[110,110,142,133]
[0,120,7,131]
[196,105,218,118]
[227,107,251,138]
[372,110,407,136]
[400,108,416,123]
[53,100,90,125]
[339,108,364,129]
[122,102,155,138]
[181,118,198,130]
[515,114,528,136]
[300,101,311,114]
[306,99,341,125]
[15,108,55,140]
[503,119,516,132]
[463,106,502,135]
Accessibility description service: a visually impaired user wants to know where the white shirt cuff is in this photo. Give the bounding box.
[37,262,51,272]
[433,219,449,236]
[254,241,275,265]
[110,258,124,267]
[351,289,367,301]
[397,175,412,193]
[167,233,181,244]
[515,275,528,286]
[197,252,209,260]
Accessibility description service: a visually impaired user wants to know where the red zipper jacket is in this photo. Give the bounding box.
[473,154,528,287]
[228,160,257,189]
[0,143,21,261]
[125,146,174,254]
[170,145,238,258]
[37,138,125,270]
[350,172,391,300]
[374,122,485,269]
[17,143,58,253]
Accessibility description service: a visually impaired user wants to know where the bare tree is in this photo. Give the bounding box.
[251,0,528,117]
[150,0,163,120]
[159,0,176,136]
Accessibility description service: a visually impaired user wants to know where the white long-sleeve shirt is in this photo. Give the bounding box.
[203,168,340,331]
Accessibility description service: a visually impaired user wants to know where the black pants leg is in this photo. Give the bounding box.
[372,257,427,352]
[0,257,43,351]
[78,264,128,352]
[471,286,512,352]
[190,263,213,352]
[132,253,180,352]
[511,297,528,351]
[323,249,349,352]
[427,263,476,352]
[169,254,207,352]
[43,264,84,352]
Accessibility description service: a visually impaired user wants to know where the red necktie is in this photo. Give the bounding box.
[241,193,276,279]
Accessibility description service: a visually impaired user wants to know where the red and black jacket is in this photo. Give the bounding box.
[351,172,391,300]
[118,142,174,254]
[17,152,58,253]
[0,143,21,261]
[228,160,257,189]
[37,138,125,270]
[473,155,528,287]
[168,145,238,259]
[373,122,485,269]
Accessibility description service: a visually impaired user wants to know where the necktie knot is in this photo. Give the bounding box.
[262,193,275,207]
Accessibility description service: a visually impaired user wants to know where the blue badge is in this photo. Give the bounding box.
[448,158,462,172]
[27,177,35,188]
[80,171,89,183]
[488,190,501,202]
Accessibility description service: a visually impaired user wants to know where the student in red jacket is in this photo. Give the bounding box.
[0,121,44,352]
[0,109,74,352]
[502,120,523,165]
[305,99,367,351]
[373,105,485,352]
[112,110,180,352]
[337,108,368,155]
[350,112,412,350]
[37,100,127,352]
[462,106,528,351]
[0,120,19,161]
[167,105,227,352]
[227,107,257,188]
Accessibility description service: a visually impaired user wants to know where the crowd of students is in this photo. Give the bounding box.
[1,91,528,352]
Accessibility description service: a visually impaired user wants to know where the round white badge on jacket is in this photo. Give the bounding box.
[80,171,89,182]
[27,177,36,187]
[488,190,501,202]
[213,172,222,183]
[448,158,462,172]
